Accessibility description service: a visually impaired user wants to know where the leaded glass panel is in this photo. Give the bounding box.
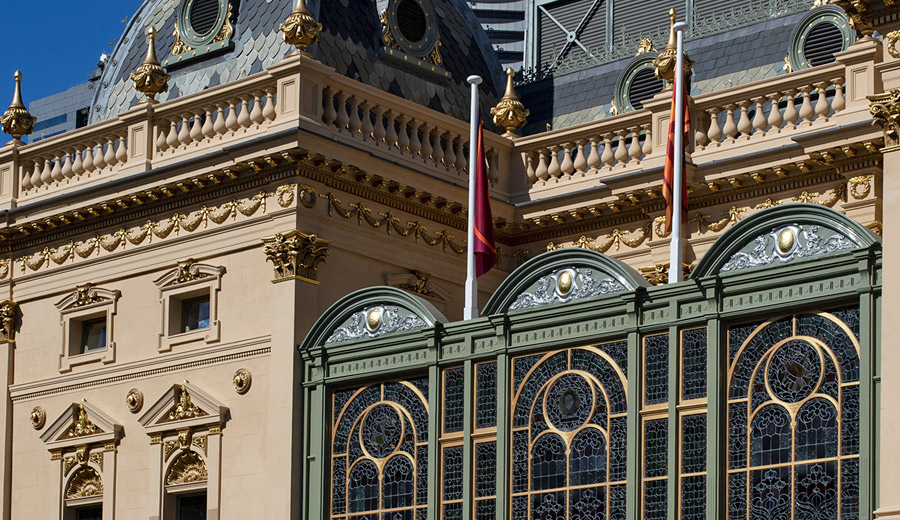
[442,447,462,501]
[511,346,627,520]
[681,475,706,520]
[681,328,707,400]
[644,419,667,479]
[643,478,667,520]
[681,414,706,475]
[644,334,669,405]
[474,500,496,520]
[476,362,497,429]
[727,308,860,520]
[475,442,496,497]
[443,368,464,434]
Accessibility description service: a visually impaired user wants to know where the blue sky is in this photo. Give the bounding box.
[0,1,142,108]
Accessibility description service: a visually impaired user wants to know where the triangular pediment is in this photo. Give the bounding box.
[139,383,227,435]
[40,401,121,450]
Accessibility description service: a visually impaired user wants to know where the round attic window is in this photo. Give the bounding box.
[788,6,854,71]
[177,0,231,48]
[614,56,665,113]
[383,0,439,58]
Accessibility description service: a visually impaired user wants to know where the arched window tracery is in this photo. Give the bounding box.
[332,378,429,520]
[727,308,860,520]
[511,344,628,520]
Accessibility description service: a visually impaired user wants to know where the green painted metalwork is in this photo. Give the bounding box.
[300,205,881,520]
[787,5,855,72]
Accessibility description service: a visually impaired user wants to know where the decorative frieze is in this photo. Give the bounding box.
[261,230,331,283]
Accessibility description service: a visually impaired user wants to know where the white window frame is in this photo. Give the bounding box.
[55,284,120,373]
[153,260,225,352]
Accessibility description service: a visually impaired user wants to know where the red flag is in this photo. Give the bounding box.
[473,120,496,277]
[663,74,691,233]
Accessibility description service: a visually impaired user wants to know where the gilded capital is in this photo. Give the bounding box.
[0,300,17,343]
[868,88,900,149]
[831,0,874,36]
[262,230,331,282]
[652,9,694,87]
[130,26,170,103]
[280,0,323,54]
[1,71,36,143]
[491,68,530,137]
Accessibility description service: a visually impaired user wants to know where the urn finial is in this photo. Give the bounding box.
[0,71,36,143]
[491,68,530,138]
[130,26,170,103]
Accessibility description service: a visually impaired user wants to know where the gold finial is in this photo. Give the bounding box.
[130,26,170,103]
[491,68,530,138]
[1,71,36,143]
[635,37,656,56]
[280,0,323,55]
[652,8,694,87]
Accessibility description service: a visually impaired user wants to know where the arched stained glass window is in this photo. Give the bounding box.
[511,344,628,520]
[332,378,429,520]
[727,308,860,520]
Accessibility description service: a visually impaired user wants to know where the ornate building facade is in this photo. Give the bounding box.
[0,0,896,519]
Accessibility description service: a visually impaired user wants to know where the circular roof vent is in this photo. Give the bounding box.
[397,0,428,43]
[789,6,854,71]
[614,56,665,113]
[188,0,221,36]
[628,68,665,110]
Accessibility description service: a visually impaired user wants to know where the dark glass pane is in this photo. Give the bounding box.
[475,442,496,497]
[682,414,706,474]
[767,340,822,403]
[333,457,347,514]
[572,349,627,413]
[514,352,568,427]
[830,305,861,340]
[569,429,607,486]
[681,328,707,400]
[382,511,412,520]
[609,484,626,520]
[730,317,793,399]
[842,385,860,455]
[749,467,791,520]
[475,500,496,520]
[795,398,838,461]
[348,460,379,513]
[442,503,462,520]
[443,368,464,433]
[609,416,627,481]
[643,478,667,520]
[362,405,404,458]
[570,487,606,520]
[176,493,207,520]
[382,455,415,510]
[797,311,860,382]
[514,354,543,390]
[416,446,427,506]
[644,334,669,405]
[513,430,529,493]
[597,339,629,377]
[750,406,791,467]
[729,403,748,470]
[644,419,667,479]
[728,472,747,520]
[385,382,428,442]
[729,321,762,364]
[476,363,497,429]
[546,373,594,431]
[795,462,838,519]
[681,475,706,520]
[80,318,107,353]
[532,434,567,491]
[443,446,463,500]
[334,386,380,452]
[842,459,860,520]
[531,491,566,520]
[181,295,210,332]
[512,496,528,520]
[76,506,103,520]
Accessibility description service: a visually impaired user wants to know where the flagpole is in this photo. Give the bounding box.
[668,21,688,284]
[464,75,482,320]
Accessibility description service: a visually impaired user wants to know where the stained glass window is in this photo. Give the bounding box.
[331,379,428,520]
[476,362,497,429]
[511,346,627,520]
[681,328,707,401]
[474,442,496,520]
[727,308,860,520]
[644,333,669,406]
[443,368,464,434]
[681,414,706,520]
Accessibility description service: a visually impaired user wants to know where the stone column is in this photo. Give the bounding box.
[0,300,16,520]
[261,230,330,520]
[870,90,900,519]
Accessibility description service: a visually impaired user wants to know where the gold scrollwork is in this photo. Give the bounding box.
[30,406,45,430]
[261,231,331,282]
[688,206,745,234]
[66,467,102,499]
[792,185,846,207]
[126,388,144,413]
[67,405,99,438]
[638,263,694,286]
[0,300,16,343]
[848,175,873,199]
[755,198,782,209]
[233,368,252,394]
[167,452,208,486]
[869,88,900,148]
[548,224,652,254]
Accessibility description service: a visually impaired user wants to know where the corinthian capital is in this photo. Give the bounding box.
[261,230,330,282]
[868,88,900,149]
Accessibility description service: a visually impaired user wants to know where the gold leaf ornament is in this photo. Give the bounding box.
[491,68,530,137]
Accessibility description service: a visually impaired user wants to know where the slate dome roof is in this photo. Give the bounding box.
[91,0,504,124]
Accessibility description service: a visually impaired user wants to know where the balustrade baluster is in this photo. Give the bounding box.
[783,90,798,126]
[766,93,783,130]
[50,156,63,182]
[737,101,752,137]
[166,119,180,149]
[372,107,387,143]
[104,137,117,167]
[72,146,84,175]
[226,100,240,132]
[628,129,642,160]
[814,82,829,119]
[420,124,433,160]
[202,108,215,138]
[348,96,362,135]
[601,133,615,167]
[524,152,537,184]
[385,111,399,148]
[642,124,653,156]
[156,123,169,152]
[587,137,601,171]
[30,159,43,188]
[93,142,107,170]
[263,89,277,121]
[61,151,73,179]
[322,88,336,126]
[560,143,575,175]
[707,108,722,143]
[831,79,845,112]
[455,137,467,171]
[548,146,562,178]
[21,161,33,192]
[178,114,192,145]
[723,105,738,139]
[443,132,455,168]
[693,112,709,148]
[40,158,53,186]
[431,128,443,164]
[82,143,95,173]
[116,134,128,164]
[752,97,767,134]
[798,86,814,123]
[360,102,375,138]
[250,92,265,125]
[409,120,422,156]
[189,112,203,143]
[573,140,588,173]
[614,130,629,165]
[396,115,410,152]
[535,149,549,181]
[334,92,349,130]
[214,103,227,135]
[237,97,252,129]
